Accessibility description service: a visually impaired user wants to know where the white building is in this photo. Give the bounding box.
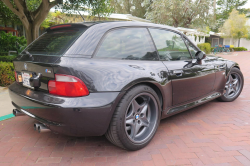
[220,18,250,50]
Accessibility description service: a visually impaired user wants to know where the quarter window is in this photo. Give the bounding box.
[95,28,157,60]
[149,28,192,61]
[184,38,199,58]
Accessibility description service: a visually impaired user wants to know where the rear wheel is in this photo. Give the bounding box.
[105,85,161,151]
[217,68,244,102]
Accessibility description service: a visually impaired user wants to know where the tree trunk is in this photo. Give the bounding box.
[25,24,40,45]
[213,0,216,20]
[238,38,240,47]
[2,0,57,45]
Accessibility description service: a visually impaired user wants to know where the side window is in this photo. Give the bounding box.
[95,28,157,60]
[149,28,192,61]
[184,38,199,58]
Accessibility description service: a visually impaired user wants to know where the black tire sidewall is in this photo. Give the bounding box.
[115,85,161,150]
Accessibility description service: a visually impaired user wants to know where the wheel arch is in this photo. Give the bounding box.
[226,61,240,77]
[121,80,164,112]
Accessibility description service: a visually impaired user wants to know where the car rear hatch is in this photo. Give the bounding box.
[14,24,88,92]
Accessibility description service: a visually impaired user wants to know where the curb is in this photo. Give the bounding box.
[0,114,14,121]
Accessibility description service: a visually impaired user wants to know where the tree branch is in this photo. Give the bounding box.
[2,0,29,28]
[32,3,43,19]
[2,0,20,16]
[49,1,58,9]
[13,0,24,12]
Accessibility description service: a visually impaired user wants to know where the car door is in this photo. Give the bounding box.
[149,28,215,106]
[183,37,216,102]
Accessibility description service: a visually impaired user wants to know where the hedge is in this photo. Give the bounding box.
[0,56,17,62]
[234,47,248,51]
[0,52,9,56]
[211,47,247,52]
[0,62,15,86]
[197,43,211,54]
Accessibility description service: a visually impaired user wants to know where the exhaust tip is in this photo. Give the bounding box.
[37,124,50,133]
[34,124,37,131]
[13,109,16,116]
[13,109,25,116]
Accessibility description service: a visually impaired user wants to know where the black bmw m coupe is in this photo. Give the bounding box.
[9,21,244,150]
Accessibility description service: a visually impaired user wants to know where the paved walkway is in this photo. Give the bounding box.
[0,87,14,117]
[0,52,250,166]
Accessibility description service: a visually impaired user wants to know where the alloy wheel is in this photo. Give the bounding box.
[124,93,158,143]
[224,72,242,98]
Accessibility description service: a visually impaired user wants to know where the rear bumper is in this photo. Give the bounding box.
[9,82,122,137]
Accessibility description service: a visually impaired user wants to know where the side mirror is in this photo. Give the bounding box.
[195,51,206,61]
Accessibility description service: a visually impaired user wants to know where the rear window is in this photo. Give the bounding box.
[23,28,87,56]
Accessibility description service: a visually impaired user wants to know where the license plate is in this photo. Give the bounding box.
[22,72,32,88]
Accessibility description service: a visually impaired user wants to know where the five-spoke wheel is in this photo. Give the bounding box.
[224,72,241,98]
[218,67,244,102]
[125,93,158,143]
[105,85,160,151]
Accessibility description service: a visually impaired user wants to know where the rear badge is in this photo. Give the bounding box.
[24,63,27,70]
[45,69,52,73]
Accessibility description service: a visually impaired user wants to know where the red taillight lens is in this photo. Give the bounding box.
[48,74,89,97]
[50,25,71,29]
[14,71,18,82]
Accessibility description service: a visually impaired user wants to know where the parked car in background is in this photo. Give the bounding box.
[9,21,244,150]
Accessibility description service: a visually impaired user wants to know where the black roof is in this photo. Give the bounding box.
[81,21,180,32]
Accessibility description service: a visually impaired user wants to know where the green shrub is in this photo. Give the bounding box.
[0,52,9,56]
[0,31,27,54]
[233,47,248,51]
[210,47,247,52]
[0,56,17,62]
[0,62,15,86]
[197,43,211,54]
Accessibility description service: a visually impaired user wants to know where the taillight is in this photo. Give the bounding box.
[48,74,89,97]
[15,71,18,82]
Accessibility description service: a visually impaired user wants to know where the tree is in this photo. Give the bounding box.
[88,0,113,20]
[145,0,214,29]
[216,0,248,29]
[110,0,150,19]
[0,1,20,25]
[1,0,113,44]
[220,9,249,47]
[1,0,60,44]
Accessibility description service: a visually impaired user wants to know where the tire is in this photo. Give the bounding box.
[105,85,161,151]
[217,67,244,102]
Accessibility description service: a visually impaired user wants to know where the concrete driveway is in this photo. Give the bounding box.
[0,52,250,166]
[0,87,14,120]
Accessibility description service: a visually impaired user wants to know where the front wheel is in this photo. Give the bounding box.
[105,85,161,151]
[217,68,244,102]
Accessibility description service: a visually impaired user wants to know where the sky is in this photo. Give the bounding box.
[243,1,250,8]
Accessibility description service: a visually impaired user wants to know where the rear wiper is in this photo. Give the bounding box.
[24,50,33,58]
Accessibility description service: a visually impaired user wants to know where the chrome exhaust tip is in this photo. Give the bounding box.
[37,124,50,133]
[13,109,25,116]
[34,123,41,131]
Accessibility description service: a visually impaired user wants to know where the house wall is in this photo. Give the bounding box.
[223,38,250,50]
[239,38,250,50]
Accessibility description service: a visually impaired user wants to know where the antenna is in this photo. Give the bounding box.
[78,10,85,22]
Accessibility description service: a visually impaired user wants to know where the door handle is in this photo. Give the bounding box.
[173,70,183,77]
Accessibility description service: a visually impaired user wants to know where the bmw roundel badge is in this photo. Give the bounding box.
[24,63,27,70]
